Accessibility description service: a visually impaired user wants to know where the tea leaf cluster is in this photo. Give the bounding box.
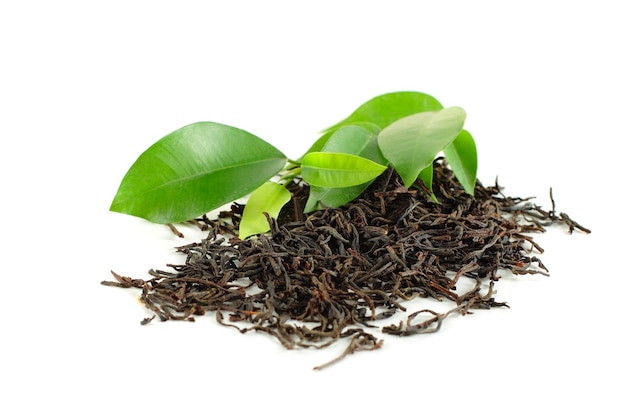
[110,92,478,238]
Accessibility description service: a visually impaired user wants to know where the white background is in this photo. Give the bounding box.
[1,1,623,415]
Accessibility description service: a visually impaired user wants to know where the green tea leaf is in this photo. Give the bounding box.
[320,125,384,161]
[301,152,387,188]
[304,185,364,213]
[444,129,477,195]
[325,91,443,132]
[417,164,440,203]
[418,164,434,191]
[298,121,381,162]
[378,107,466,187]
[239,181,291,239]
[110,122,287,223]
[304,125,385,212]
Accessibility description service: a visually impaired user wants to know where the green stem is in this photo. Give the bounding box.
[280,166,302,187]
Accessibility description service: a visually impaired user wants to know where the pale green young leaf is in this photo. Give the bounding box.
[378,107,466,188]
[443,129,478,195]
[110,122,287,223]
[417,164,440,203]
[418,164,434,191]
[324,91,443,132]
[239,182,291,239]
[301,152,387,188]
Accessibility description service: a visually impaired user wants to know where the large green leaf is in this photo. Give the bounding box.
[301,152,387,188]
[110,122,287,223]
[324,91,443,132]
[239,181,291,239]
[304,125,385,212]
[444,129,477,195]
[378,107,466,188]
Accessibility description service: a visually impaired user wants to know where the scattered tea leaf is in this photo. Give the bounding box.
[103,159,591,370]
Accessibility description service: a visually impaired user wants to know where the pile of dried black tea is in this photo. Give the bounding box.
[103,158,589,369]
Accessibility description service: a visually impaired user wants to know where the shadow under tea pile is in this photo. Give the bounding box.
[104,158,589,369]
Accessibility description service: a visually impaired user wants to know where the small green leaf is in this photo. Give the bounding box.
[301,152,387,188]
[110,122,287,223]
[239,182,291,239]
[418,164,434,191]
[325,91,443,132]
[378,107,466,187]
[444,129,477,195]
[303,125,385,212]
[417,164,440,203]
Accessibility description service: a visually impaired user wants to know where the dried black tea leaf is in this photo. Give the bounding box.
[103,158,589,369]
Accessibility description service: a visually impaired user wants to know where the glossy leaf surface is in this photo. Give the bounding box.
[239,182,291,239]
[301,152,387,188]
[444,129,478,195]
[325,91,443,132]
[378,107,466,187]
[110,122,287,223]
